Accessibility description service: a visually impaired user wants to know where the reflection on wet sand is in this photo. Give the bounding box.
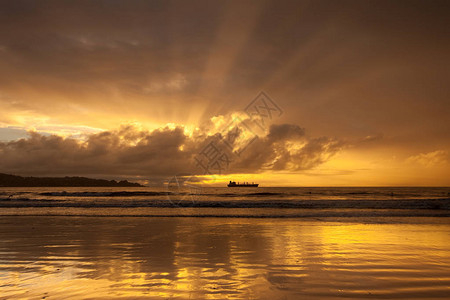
[1,217,450,299]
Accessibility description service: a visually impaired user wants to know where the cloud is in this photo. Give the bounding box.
[267,124,305,143]
[0,120,344,182]
[406,150,448,167]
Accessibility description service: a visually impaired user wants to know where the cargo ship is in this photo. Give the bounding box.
[227,181,259,187]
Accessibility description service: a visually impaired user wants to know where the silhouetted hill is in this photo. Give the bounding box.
[0,173,143,187]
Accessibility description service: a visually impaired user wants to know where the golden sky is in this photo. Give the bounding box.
[0,0,449,186]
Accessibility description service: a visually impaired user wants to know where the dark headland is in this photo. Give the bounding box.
[0,173,143,187]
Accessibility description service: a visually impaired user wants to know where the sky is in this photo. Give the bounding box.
[0,0,449,186]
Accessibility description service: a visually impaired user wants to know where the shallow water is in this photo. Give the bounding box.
[0,216,449,299]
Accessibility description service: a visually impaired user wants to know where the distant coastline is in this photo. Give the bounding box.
[0,173,143,187]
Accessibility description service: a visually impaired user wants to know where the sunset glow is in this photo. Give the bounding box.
[0,0,448,186]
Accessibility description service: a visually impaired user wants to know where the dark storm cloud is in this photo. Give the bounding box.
[0,123,343,179]
[0,125,191,177]
[231,124,342,172]
[267,124,305,142]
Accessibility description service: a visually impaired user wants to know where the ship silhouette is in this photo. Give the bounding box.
[227,181,259,187]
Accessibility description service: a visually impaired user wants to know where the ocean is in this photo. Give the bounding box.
[1,186,449,218]
[1,187,450,299]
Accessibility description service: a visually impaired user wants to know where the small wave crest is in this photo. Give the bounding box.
[37,191,288,198]
[39,191,171,197]
[1,198,449,210]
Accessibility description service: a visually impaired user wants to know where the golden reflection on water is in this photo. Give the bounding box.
[0,217,449,299]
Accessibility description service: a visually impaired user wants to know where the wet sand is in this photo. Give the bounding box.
[1,216,449,299]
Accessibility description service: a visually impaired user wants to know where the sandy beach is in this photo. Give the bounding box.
[1,216,449,299]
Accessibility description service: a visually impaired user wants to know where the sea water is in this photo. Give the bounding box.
[1,187,449,299]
